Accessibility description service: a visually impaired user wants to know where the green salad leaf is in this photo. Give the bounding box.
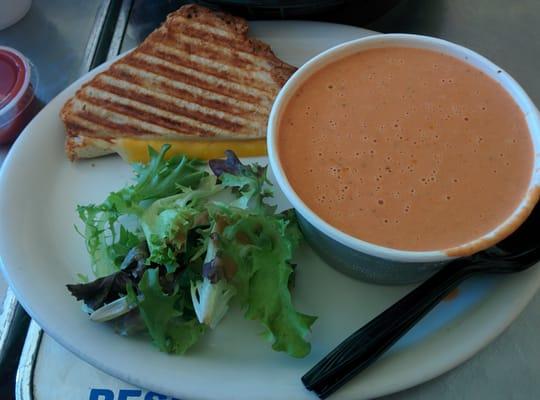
[140,176,222,271]
[69,146,316,358]
[209,150,274,213]
[211,205,315,358]
[129,145,207,204]
[137,268,205,354]
[77,145,206,277]
[76,205,140,277]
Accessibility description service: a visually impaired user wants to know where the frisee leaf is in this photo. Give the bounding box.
[209,150,274,214]
[140,176,222,272]
[210,204,316,357]
[77,145,206,277]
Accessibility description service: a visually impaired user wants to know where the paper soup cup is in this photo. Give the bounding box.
[267,34,540,285]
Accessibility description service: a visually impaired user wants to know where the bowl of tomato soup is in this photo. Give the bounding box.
[267,34,540,284]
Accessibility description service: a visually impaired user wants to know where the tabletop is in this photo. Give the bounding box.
[1,0,539,399]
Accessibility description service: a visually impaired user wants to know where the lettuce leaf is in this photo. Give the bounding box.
[129,145,207,204]
[137,268,205,354]
[140,176,221,271]
[66,271,132,310]
[141,205,200,270]
[76,206,140,277]
[190,227,236,329]
[209,150,273,213]
[66,244,149,310]
[210,205,316,358]
[77,145,206,277]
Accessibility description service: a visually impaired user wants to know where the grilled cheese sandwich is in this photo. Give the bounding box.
[61,4,296,161]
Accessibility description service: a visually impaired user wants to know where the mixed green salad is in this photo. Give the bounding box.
[67,145,316,358]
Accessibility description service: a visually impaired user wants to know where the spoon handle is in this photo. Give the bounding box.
[302,258,478,399]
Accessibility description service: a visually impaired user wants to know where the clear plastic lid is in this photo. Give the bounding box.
[0,46,39,143]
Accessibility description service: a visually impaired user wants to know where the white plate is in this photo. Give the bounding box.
[1,21,540,400]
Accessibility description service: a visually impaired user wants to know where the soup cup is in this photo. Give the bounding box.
[267,34,540,285]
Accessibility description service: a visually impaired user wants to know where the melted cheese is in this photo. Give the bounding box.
[116,138,267,162]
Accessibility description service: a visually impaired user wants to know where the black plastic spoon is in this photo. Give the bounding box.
[302,204,540,399]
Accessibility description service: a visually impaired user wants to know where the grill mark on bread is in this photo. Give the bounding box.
[73,96,253,138]
[165,16,289,69]
[167,30,276,72]
[167,18,247,41]
[64,121,94,137]
[97,72,265,120]
[151,31,260,71]
[110,63,263,113]
[131,51,273,103]
[121,54,270,107]
[83,84,258,131]
[71,111,154,137]
[104,67,267,117]
[145,44,278,92]
[80,95,241,136]
[70,110,207,138]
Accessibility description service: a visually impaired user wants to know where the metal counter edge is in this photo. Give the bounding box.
[15,321,42,400]
[0,289,30,367]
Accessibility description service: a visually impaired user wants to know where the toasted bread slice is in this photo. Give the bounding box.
[61,4,296,160]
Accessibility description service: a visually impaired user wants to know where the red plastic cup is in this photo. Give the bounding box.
[0,46,39,144]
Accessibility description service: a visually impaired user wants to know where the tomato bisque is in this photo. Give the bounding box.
[277,47,534,251]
